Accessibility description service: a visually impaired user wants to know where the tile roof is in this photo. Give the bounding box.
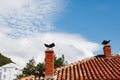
[54,55,120,80]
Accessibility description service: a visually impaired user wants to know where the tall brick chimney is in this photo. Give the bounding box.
[45,50,54,76]
[44,49,57,80]
[103,45,112,58]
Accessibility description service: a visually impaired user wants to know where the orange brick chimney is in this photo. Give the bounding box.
[44,49,57,80]
[103,45,112,58]
[45,50,54,76]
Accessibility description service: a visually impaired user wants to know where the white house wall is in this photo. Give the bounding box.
[0,63,22,80]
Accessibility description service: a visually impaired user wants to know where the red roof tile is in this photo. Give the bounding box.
[54,55,120,80]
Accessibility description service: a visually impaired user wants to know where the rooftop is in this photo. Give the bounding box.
[54,54,120,80]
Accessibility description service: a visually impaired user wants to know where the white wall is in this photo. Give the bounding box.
[0,68,2,80]
[0,63,22,80]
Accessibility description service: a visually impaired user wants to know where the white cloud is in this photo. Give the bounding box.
[0,0,64,37]
[0,32,100,67]
[0,0,101,67]
[0,0,23,14]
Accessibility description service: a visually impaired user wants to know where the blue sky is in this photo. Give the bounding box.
[0,0,120,66]
[54,0,120,54]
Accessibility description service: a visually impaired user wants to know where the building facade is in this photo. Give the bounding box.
[0,63,22,80]
[0,67,2,80]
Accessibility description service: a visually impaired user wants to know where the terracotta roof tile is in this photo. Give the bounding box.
[53,55,120,80]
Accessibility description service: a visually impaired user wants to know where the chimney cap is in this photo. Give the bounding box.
[44,43,55,50]
[102,40,111,45]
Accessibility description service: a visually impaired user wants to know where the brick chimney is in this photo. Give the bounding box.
[45,50,54,75]
[44,50,56,80]
[103,45,112,58]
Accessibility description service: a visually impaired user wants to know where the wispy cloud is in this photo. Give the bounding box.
[0,0,101,67]
[0,0,64,37]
